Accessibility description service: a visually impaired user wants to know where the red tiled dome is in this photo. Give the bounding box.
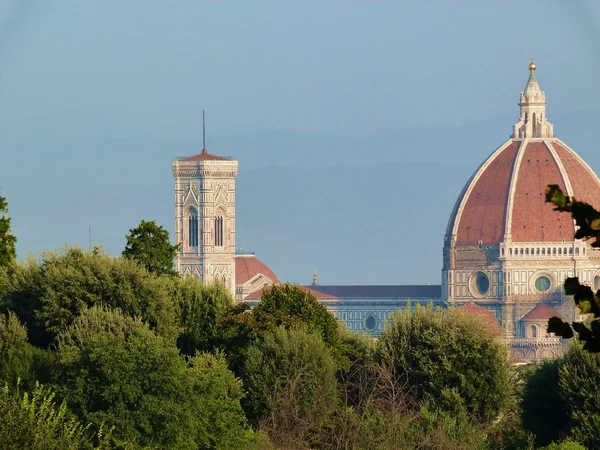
[235,255,280,285]
[446,139,600,245]
[457,303,502,336]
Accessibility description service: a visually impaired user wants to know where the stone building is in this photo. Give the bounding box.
[442,61,600,360]
[172,62,600,361]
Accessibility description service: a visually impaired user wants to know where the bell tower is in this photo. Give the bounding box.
[171,125,238,297]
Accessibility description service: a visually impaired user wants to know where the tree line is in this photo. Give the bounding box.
[0,192,598,449]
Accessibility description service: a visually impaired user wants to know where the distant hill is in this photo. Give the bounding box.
[1,109,599,284]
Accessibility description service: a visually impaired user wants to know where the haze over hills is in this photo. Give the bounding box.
[1,109,599,284]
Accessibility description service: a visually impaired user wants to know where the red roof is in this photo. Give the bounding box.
[457,303,502,336]
[180,148,231,162]
[521,303,561,321]
[235,255,280,285]
[245,285,338,301]
[447,139,600,245]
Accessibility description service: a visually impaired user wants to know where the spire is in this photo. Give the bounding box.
[512,59,554,139]
[312,269,319,286]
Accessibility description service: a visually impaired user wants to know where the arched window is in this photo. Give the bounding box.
[558,248,562,255]
[188,208,198,247]
[576,248,580,255]
[530,325,538,338]
[214,215,224,247]
[222,275,226,286]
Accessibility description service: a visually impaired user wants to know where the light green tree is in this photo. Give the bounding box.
[54,306,253,449]
[122,219,179,276]
[0,382,113,450]
[2,247,179,347]
[377,304,512,426]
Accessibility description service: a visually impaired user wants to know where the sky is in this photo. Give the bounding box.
[1,1,600,284]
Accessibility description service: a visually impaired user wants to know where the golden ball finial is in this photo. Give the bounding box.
[529,57,536,72]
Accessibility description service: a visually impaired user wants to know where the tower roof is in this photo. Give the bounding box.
[180,148,231,162]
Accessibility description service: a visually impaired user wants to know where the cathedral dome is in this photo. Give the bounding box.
[446,139,600,246]
[446,65,600,247]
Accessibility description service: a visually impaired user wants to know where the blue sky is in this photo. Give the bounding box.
[1,1,600,284]
[2,1,600,136]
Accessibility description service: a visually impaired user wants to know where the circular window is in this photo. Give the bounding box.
[364,314,377,331]
[535,276,551,293]
[469,271,490,297]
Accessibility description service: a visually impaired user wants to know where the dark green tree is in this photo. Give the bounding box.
[54,306,254,449]
[0,312,53,390]
[376,304,512,426]
[175,278,233,356]
[0,194,17,269]
[122,219,179,276]
[521,359,568,447]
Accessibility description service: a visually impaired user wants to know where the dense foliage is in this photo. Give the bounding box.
[122,220,180,276]
[0,382,111,450]
[0,217,593,449]
[0,194,17,270]
[377,304,512,425]
[243,327,338,445]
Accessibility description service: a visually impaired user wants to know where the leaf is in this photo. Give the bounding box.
[547,317,574,339]
[573,322,594,341]
[564,278,582,296]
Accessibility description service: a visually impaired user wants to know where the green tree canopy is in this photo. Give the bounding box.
[220,283,348,369]
[557,344,600,450]
[122,219,179,276]
[175,278,233,356]
[242,326,338,447]
[54,306,253,449]
[0,382,113,450]
[2,247,179,347]
[377,304,512,426]
[0,194,17,269]
[521,359,568,447]
[0,312,53,389]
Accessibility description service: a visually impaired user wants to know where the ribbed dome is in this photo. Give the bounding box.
[446,139,600,246]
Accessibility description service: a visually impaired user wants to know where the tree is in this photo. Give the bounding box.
[122,219,179,276]
[0,194,17,269]
[558,344,600,449]
[220,283,349,370]
[0,382,113,450]
[545,185,600,351]
[175,278,233,356]
[242,326,338,447]
[2,247,179,347]
[377,304,512,426]
[54,306,253,449]
[0,312,53,390]
[521,359,568,447]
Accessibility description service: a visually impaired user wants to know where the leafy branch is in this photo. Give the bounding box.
[545,185,600,352]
